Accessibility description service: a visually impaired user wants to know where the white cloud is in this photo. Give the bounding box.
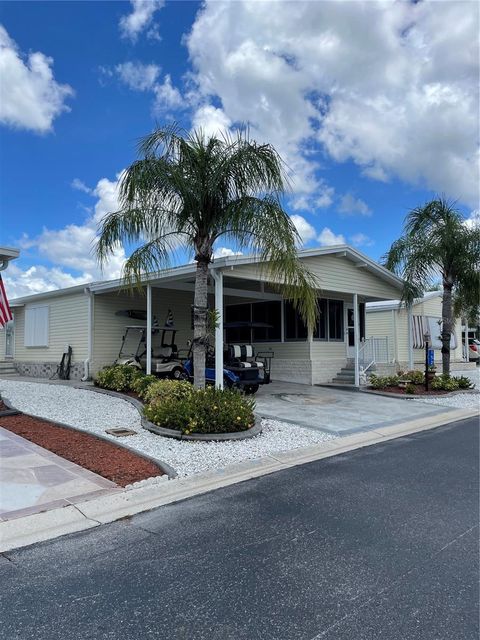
[115,61,160,91]
[3,264,94,299]
[317,227,345,247]
[213,247,243,259]
[464,210,479,230]
[290,182,335,212]
[0,24,73,133]
[119,0,165,42]
[337,193,372,217]
[185,1,479,207]
[9,173,127,298]
[350,232,374,248]
[290,214,317,246]
[71,178,92,195]
[153,74,184,111]
[191,104,232,137]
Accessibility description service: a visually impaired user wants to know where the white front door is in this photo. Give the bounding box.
[346,305,355,358]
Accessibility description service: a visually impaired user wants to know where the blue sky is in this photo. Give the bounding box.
[0,0,478,298]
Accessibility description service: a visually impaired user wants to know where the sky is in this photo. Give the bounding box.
[0,0,478,299]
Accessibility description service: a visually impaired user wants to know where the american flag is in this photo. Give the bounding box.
[0,275,13,328]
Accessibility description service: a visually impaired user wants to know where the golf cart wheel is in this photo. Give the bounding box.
[245,384,259,395]
[171,366,187,380]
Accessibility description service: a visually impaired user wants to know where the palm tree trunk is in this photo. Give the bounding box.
[441,281,453,376]
[193,258,209,388]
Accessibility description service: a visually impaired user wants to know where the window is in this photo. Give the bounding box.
[225,301,282,343]
[314,298,328,340]
[359,302,365,341]
[252,301,281,341]
[24,305,49,347]
[328,300,344,341]
[284,301,308,340]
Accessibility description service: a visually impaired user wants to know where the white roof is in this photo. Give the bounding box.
[10,244,405,305]
[366,290,442,313]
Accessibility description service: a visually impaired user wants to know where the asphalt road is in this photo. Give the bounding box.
[1,417,478,640]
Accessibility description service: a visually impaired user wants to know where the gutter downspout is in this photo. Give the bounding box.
[81,286,94,381]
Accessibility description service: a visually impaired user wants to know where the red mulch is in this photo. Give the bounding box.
[0,412,163,486]
[370,385,449,396]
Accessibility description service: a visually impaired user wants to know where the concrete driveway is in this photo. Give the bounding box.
[255,381,454,434]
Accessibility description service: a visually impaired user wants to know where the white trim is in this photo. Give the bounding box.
[146,284,152,375]
[353,294,360,387]
[212,269,224,389]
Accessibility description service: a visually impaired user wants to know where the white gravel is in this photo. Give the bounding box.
[413,367,479,411]
[0,380,335,480]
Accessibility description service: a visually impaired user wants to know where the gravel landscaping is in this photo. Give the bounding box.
[0,380,335,480]
[413,367,479,411]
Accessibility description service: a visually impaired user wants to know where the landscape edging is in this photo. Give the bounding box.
[85,386,263,441]
[361,387,479,400]
[0,394,177,479]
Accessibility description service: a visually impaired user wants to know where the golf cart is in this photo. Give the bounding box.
[182,321,274,394]
[115,324,186,380]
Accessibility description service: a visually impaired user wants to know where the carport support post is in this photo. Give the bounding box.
[212,269,224,389]
[353,293,360,387]
[407,305,413,370]
[146,284,152,375]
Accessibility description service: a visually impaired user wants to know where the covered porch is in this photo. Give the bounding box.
[87,248,404,387]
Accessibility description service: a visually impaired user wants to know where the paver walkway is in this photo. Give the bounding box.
[0,427,118,521]
[255,381,455,433]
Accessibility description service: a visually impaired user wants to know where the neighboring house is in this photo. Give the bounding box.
[366,291,467,374]
[3,246,406,386]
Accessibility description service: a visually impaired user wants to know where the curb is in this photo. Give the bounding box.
[83,386,263,441]
[1,407,477,553]
[0,395,177,480]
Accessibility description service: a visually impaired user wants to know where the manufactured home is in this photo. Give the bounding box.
[366,291,468,374]
[1,246,408,386]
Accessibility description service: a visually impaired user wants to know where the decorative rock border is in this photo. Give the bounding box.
[0,394,177,479]
[85,386,263,441]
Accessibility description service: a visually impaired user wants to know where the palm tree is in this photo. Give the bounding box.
[384,198,480,375]
[96,125,319,388]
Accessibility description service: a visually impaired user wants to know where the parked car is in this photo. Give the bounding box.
[465,338,480,362]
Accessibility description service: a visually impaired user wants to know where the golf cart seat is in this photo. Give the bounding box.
[227,344,264,369]
[152,346,174,360]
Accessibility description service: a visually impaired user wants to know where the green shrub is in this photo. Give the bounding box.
[405,383,417,395]
[130,374,158,398]
[144,385,255,434]
[431,374,460,392]
[404,370,425,385]
[95,365,143,392]
[369,374,399,390]
[453,375,475,390]
[143,379,194,405]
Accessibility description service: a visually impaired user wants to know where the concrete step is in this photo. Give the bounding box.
[335,371,356,379]
[331,378,355,385]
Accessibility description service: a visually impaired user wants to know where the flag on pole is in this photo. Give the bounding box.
[0,275,13,327]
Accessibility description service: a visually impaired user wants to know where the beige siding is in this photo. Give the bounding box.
[367,294,464,369]
[91,287,203,373]
[230,255,402,299]
[13,293,88,363]
[366,310,396,360]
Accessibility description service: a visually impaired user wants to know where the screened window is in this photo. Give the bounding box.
[24,305,49,347]
[284,301,308,340]
[328,300,344,341]
[314,298,328,340]
[225,301,282,343]
[252,301,281,341]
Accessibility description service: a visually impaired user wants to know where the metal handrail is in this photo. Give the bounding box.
[359,336,389,372]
